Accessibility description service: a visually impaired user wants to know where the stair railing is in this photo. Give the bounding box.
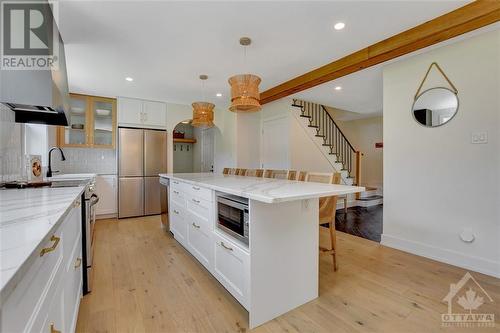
[292,99,362,187]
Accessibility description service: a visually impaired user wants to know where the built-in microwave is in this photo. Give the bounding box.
[216,193,249,245]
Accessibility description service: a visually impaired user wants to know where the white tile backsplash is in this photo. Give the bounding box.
[0,105,22,183]
[51,147,116,175]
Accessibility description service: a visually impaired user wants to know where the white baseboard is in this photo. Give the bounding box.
[381,234,500,278]
[96,213,117,220]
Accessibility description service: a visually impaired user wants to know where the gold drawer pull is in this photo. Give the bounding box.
[74,257,82,269]
[221,242,233,251]
[50,323,61,333]
[192,222,200,229]
[40,235,60,257]
[173,209,179,214]
[192,186,200,190]
[192,198,200,204]
[173,190,179,194]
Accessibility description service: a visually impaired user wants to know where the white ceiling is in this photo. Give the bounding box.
[57,0,468,109]
[293,65,384,116]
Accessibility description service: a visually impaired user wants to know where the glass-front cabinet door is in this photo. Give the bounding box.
[91,97,116,148]
[58,94,117,148]
[62,94,90,146]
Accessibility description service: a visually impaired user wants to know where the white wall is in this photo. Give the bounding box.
[383,29,500,277]
[172,123,194,173]
[235,112,261,169]
[334,116,383,189]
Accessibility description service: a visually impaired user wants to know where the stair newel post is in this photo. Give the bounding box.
[355,151,362,199]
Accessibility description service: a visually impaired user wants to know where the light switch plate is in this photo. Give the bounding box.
[471,132,488,144]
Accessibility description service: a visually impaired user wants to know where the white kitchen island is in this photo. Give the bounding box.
[159,173,364,328]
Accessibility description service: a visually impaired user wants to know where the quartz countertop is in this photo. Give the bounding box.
[0,184,86,303]
[160,173,365,203]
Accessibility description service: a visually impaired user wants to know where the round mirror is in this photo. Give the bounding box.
[412,87,458,127]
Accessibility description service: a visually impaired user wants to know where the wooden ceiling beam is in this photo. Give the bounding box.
[260,0,500,105]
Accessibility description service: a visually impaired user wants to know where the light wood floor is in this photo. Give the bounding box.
[76,216,500,333]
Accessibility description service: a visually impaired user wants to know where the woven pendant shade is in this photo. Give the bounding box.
[228,74,261,112]
[191,101,214,128]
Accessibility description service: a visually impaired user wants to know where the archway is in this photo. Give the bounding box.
[172,120,215,173]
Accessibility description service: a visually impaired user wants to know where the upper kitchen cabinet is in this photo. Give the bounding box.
[118,97,167,129]
[58,94,117,148]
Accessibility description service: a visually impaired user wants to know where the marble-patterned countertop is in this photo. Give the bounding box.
[0,185,86,303]
[160,173,365,203]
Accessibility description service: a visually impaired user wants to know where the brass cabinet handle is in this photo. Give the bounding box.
[74,257,82,269]
[220,242,233,251]
[40,236,60,257]
[192,222,200,229]
[192,186,200,191]
[173,209,179,214]
[50,323,61,333]
[192,198,200,204]
[173,190,179,194]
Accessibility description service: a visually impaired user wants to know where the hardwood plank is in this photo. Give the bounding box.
[77,216,500,332]
[260,0,500,104]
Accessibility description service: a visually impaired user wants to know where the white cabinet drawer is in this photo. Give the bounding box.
[170,202,188,247]
[187,212,212,270]
[64,234,83,333]
[61,201,81,261]
[170,186,185,206]
[186,195,211,223]
[213,233,250,309]
[1,204,82,333]
[1,232,64,332]
[183,183,212,202]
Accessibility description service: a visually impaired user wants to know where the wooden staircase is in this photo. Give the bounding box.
[291,99,362,188]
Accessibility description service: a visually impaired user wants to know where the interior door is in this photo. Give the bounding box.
[144,130,167,176]
[201,128,214,172]
[119,177,144,218]
[261,117,289,169]
[144,176,162,215]
[119,128,143,177]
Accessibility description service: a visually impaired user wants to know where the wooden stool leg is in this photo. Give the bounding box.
[344,197,347,214]
[329,221,338,271]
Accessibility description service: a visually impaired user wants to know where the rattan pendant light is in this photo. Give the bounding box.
[191,75,214,128]
[228,37,262,113]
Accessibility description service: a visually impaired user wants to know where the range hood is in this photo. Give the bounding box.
[0,2,70,126]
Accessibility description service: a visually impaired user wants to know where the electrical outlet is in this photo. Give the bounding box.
[471,132,488,144]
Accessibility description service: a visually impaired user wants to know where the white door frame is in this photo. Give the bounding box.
[201,127,216,172]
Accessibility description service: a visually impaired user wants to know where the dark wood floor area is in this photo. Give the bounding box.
[334,204,383,242]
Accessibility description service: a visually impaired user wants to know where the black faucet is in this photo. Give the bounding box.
[47,147,66,178]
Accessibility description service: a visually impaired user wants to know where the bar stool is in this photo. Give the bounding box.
[305,172,341,271]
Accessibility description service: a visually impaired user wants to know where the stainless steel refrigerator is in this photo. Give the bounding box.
[118,127,167,218]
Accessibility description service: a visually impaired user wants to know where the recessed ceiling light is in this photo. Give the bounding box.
[125,77,133,82]
[334,22,345,30]
[334,86,342,91]
[216,93,222,97]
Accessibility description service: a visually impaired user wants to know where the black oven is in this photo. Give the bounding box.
[216,193,249,245]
